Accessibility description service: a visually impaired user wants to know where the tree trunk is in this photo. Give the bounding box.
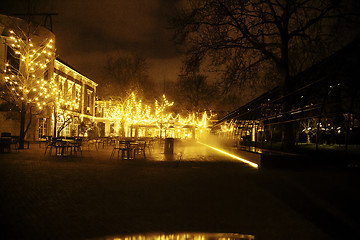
[307,133,311,144]
[121,122,125,138]
[18,100,27,149]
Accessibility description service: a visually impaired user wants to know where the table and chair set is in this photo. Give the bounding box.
[42,136,155,159]
[1,132,30,153]
[43,137,83,156]
[110,138,156,160]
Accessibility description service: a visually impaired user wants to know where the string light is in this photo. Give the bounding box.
[3,29,215,138]
[102,92,215,138]
[2,29,56,110]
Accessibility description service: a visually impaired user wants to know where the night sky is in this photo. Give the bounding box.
[1,0,183,86]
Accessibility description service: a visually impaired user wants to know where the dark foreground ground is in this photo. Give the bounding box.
[0,141,359,240]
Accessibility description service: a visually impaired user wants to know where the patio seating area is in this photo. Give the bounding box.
[0,132,30,153]
[2,136,250,164]
[39,136,164,161]
[43,137,83,156]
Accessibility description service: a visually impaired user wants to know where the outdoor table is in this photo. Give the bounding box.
[38,136,50,148]
[85,138,103,150]
[110,139,138,160]
[55,139,75,156]
[133,140,147,159]
[68,138,83,155]
[122,140,138,160]
[0,137,11,153]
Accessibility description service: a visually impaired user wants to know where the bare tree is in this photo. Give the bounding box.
[176,72,219,114]
[299,118,317,144]
[171,0,358,149]
[101,52,155,100]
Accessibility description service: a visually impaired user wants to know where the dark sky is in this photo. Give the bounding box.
[1,0,183,85]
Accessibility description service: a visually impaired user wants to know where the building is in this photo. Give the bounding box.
[0,14,97,141]
[49,59,97,138]
[214,39,360,149]
[1,14,214,142]
[37,59,98,139]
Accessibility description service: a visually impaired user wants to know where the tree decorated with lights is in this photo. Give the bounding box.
[104,98,127,137]
[175,111,216,139]
[104,92,152,137]
[1,23,56,148]
[103,91,216,139]
[155,94,174,138]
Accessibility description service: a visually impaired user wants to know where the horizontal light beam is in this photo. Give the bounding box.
[198,142,259,169]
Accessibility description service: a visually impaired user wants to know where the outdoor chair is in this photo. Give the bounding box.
[38,136,49,148]
[44,138,56,155]
[146,139,155,153]
[133,140,146,159]
[0,132,12,153]
[10,136,21,151]
[110,141,132,160]
[87,139,98,150]
[54,139,68,156]
[71,138,83,156]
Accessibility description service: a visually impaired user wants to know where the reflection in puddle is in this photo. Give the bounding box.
[101,233,255,240]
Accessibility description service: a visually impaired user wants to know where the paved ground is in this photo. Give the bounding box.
[0,140,359,240]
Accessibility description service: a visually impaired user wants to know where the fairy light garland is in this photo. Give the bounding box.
[103,92,215,136]
[3,30,215,136]
[3,29,56,110]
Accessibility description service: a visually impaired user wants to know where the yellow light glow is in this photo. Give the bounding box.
[198,142,259,168]
[102,92,215,138]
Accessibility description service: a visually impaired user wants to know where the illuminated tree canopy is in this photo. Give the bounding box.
[103,92,215,137]
[1,20,56,148]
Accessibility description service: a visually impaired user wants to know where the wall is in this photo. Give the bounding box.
[0,112,19,136]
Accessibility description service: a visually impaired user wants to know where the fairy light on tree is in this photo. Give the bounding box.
[155,94,174,138]
[2,24,56,149]
[105,93,139,137]
[103,92,215,139]
[174,111,216,139]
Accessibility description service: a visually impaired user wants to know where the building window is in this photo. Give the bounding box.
[38,118,48,138]
[59,76,65,94]
[67,81,73,100]
[56,116,70,137]
[6,45,20,72]
[86,89,93,114]
[56,117,64,136]
[75,84,81,110]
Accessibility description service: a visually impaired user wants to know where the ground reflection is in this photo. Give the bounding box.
[101,233,255,240]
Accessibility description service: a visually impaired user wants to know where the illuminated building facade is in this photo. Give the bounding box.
[1,14,214,141]
[0,14,97,140]
[50,59,98,138]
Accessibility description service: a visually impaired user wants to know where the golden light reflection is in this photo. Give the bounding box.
[198,142,259,168]
[110,233,254,240]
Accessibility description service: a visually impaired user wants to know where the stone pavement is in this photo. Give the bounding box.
[0,141,359,239]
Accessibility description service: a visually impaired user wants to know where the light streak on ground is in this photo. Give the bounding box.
[198,141,259,169]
